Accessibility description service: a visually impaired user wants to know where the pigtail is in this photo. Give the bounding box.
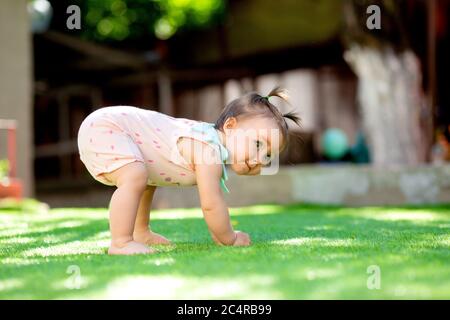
[282,110,302,127]
[267,86,291,104]
[266,86,302,129]
[283,110,303,145]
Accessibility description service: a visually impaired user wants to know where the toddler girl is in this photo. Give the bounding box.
[77,87,301,255]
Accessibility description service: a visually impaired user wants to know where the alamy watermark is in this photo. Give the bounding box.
[366,5,381,30]
[61,3,380,32]
[65,265,82,290]
[367,265,381,290]
[66,5,81,30]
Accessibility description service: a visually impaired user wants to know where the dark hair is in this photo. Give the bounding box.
[214,86,301,151]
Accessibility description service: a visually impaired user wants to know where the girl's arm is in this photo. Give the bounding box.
[181,137,250,246]
[195,159,237,245]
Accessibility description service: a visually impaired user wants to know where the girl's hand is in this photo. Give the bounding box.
[233,231,251,246]
[211,231,251,246]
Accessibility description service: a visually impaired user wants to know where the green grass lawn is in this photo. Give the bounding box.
[0,203,449,299]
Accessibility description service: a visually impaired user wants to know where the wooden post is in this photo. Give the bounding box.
[57,93,72,178]
[157,68,174,116]
[427,0,437,149]
[0,0,33,197]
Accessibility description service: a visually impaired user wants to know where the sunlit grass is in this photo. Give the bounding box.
[0,203,449,299]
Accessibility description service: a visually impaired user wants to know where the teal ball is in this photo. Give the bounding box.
[321,128,349,160]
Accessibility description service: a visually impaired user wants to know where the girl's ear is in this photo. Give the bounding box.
[224,117,237,129]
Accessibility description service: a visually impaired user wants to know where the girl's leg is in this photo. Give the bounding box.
[102,161,155,255]
[133,185,171,245]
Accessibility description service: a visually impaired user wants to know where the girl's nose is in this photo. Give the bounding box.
[248,158,259,166]
[252,155,267,166]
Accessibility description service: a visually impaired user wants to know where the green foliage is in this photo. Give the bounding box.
[80,0,225,42]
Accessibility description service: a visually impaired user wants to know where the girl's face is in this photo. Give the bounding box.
[219,115,283,176]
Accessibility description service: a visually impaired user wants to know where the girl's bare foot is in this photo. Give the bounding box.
[108,240,156,255]
[133,230,172,245]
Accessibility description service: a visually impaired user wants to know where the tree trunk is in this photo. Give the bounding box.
[344,45,428,165]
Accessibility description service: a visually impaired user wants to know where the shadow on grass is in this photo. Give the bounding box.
[0,204,449,299]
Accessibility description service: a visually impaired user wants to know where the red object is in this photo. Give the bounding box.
[0,178,23,199]
[0,119,22,199]
[7,127,16,178]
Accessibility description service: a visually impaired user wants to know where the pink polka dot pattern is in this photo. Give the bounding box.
[78,106,203,189]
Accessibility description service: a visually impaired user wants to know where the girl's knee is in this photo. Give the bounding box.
[115,162,148,189]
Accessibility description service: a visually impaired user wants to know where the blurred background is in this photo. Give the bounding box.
[1,0,449,208]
